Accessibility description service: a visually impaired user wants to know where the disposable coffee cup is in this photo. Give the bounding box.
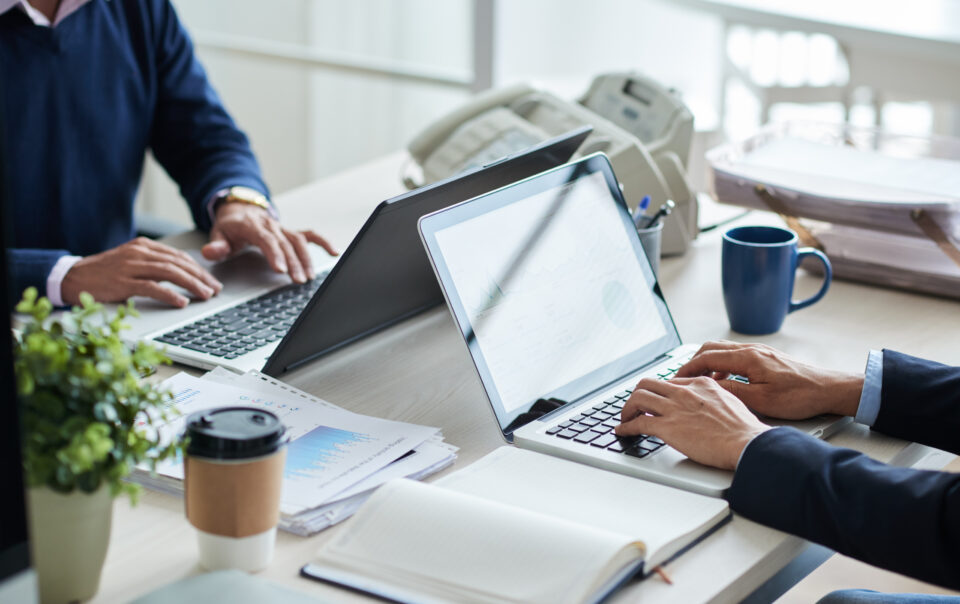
[183,407,286,572]
[636,220,664,277]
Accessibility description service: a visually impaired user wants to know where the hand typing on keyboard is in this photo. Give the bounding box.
[615,376,770,471]
[674,340,864,420]
[202,202,338,285]
[615,340,866,470]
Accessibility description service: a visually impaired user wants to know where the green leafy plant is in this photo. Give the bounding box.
[14,288,179,502]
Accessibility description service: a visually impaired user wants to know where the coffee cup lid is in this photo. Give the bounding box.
[184,407,286,459]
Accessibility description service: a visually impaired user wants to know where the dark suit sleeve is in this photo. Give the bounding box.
[871,350,960,455]
[146,0,270,231]
[725,427,960,589]
[6,248,68,304]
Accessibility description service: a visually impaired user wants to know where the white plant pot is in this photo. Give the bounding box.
[27,485,114,604]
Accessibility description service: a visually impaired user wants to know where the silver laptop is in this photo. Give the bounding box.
[418,153,850,497]
[117,241,336,373]
[118,129,591,374]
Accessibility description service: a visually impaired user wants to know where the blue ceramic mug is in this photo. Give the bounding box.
[722,225,832,335]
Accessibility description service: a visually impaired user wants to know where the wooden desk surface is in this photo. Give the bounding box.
[93,152,960,604]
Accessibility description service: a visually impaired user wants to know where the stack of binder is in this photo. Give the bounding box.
[707,122,960,299]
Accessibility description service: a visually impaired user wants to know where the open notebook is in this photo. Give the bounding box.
[302,447,729,604]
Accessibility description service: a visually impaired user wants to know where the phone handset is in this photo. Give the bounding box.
[405,84,541,187]
[405,73,699,255]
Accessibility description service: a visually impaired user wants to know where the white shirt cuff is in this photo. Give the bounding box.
[46,255,83,307]
[854,350,884,426]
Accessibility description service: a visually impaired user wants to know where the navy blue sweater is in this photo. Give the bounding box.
[0,0,268,300]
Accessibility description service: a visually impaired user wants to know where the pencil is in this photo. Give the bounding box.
[654,565,673,585]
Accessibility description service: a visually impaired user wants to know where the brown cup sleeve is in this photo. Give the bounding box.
[184,449,286,538]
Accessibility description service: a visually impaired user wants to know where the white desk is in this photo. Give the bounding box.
[93,152,960,603]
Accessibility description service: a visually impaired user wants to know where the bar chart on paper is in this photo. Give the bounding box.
[286,426,375,479]
[130,371,455,535]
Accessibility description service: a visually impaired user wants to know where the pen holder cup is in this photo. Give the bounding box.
[636,221,663,278]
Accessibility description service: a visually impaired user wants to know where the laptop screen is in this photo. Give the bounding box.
[420,155,681,437]
[262,126,592,376]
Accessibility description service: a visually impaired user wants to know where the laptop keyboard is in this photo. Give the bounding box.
[155,272,328,360]
[545,357,688,458]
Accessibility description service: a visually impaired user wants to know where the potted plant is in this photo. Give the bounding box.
[13,288,179,603]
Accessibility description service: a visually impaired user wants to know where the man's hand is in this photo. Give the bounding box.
[202,203,337,284]
[674,340,864,420]
[61,237,223,308]
[615,377,771,470]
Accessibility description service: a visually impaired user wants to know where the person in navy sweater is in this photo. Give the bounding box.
[1,0,336,308]
[617,341,960,597]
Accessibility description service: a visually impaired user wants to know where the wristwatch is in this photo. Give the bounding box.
[213,186,271,213]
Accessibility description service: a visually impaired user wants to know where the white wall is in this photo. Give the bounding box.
[138,0,474,227]
[494,0,723,128]
[136,0,947,230]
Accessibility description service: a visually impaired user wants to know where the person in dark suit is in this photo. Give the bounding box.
[616,341,960,597]
[1,0,336,308]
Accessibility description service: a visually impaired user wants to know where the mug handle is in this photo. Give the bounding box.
[789,248,832,313]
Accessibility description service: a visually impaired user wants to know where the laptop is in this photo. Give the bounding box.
[418,153,850,497]
[119,127,591,375]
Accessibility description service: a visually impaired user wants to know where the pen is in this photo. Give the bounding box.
[642,199,675,229]
[631,195,651,228]
[654,565,673,585]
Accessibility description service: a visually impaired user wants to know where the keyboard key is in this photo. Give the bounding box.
[568,423,591,433]
[648,436,665,446]
[160,273,332,358]
[580,417,601,427]
[607,440,628,453]
[545,426,563,435]
[559,421,573,429]
[182,343,215,354]
[616,391,632,399]
[556,429,578,439]
[603,397,619,404]
[592,403,609,411]
[625,447,651,458]
[569,414,586,423]
[602,419,620,429]
[590,425,611,435]
[573,431,600,444]
[638,441,659,452]
[590,433,618,448]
